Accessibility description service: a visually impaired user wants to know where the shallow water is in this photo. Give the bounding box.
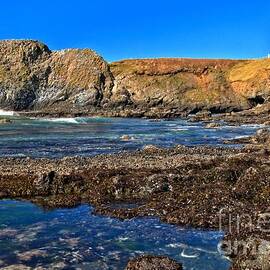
[0,116,263,158]
[0,200,230,270]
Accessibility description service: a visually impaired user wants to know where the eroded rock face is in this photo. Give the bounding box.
[0,40,270,116]
[0,40,113,112]
[109,58,270,114]
[36,49,114,111]
[0,40,51,110]
[125,255,182,270]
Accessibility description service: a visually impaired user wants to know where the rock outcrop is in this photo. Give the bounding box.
[0,39,270,116]
[0,40,113,112]
[110,58,270,114]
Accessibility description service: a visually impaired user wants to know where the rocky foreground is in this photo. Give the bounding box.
[0,40,270,120]
[0,130,270,269]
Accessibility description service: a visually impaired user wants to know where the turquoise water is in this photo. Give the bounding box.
[0,200,230,270]
[0,116,262,158]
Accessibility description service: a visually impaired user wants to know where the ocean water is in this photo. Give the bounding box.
[0,200,230,270]
[0,115,260,269]
[0,116,263,158]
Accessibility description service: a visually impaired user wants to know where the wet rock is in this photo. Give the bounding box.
[17,249,47,261]
[1,265,31,270]
[34,171,55,194]
[140,174,172,196]
[45,262,68,269]
[224,128,270,149]
[205,122,221,128]
[125,255,182,270]
[120,135,134,141]
[196,111,212,118]
[255,128,270,144]
[142,145,160,152]
[256,240,270,269]
[189,111,212,122]
[263,120,270,126]
[0,118,12,124]
[233,167,262,199]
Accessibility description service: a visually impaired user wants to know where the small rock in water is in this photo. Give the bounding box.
[205,122,221,128]
[0,118,12,124]
[120,135,134,141]
[125,255,182,270]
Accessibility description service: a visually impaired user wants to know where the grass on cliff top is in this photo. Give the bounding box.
[110,58,242,77]
[110,61,138,75]
[229,58,270,82]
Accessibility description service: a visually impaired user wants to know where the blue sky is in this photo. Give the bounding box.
[1,0,269,61]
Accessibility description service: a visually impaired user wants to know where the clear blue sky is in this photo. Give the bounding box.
[1,0,269,61]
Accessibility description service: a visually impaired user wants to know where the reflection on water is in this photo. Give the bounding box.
[0,116,263,158]
[0,200,230,270]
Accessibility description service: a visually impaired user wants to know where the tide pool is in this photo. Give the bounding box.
[0,200,230,270]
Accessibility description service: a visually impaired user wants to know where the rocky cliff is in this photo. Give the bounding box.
[0,40,113,112]
[0,40,269,117]
[110,58,270,114]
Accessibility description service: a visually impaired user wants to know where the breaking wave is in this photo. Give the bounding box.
[36,117,89,124]
[0,110,18,116]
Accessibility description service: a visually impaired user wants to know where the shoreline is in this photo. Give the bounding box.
[0,131,269,269]
[9,102,269,126]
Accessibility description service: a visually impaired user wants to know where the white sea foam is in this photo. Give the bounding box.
[233,135,251,139]
[181,249,200,258]
[48,118,80,124]
[167,243,219,256]
[240,124,266,128]
[0,109,18,116]
[39,117,86,124]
